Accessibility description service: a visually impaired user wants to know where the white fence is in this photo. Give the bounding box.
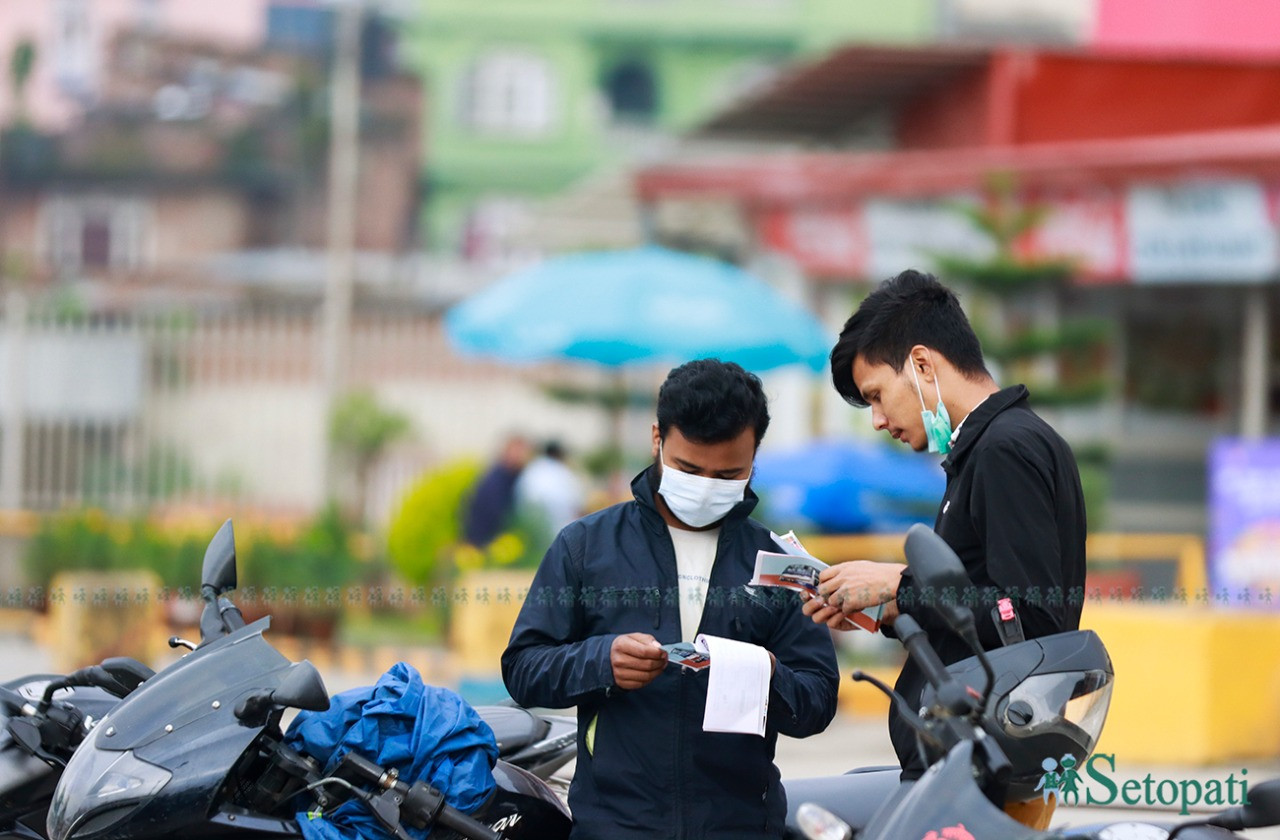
[0,303,619,523]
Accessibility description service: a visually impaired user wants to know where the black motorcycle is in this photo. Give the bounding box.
[45,520,571,840]
[793,524,1280,840]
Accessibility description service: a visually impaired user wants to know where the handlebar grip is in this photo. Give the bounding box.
[434,803,502,840]
[893,614,952,692]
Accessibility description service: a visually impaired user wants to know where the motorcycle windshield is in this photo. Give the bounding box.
[99,618,293,752]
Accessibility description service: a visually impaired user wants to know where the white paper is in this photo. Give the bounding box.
[696,633,770,737]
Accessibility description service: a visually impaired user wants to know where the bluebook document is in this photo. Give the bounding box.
[749,530,884,632]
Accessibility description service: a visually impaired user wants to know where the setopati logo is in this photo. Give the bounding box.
[1038,754,1251,815]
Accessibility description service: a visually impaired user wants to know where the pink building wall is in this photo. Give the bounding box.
[0,0,268,131]
[1094,0,1280,56]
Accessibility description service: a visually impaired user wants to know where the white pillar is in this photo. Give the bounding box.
[1240,285,1270,439]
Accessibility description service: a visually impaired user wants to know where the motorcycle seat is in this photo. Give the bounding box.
[784,767,904,836]
[477,705,551,753]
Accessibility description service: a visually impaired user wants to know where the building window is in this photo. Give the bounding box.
[54,0,96,100]
[42,196,150,275]
[603,59,656,124]
[459,51,556,136]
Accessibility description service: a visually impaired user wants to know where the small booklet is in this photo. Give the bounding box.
[749,531,884,633]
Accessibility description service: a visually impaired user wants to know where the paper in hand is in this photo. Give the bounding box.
[697,634,770,737]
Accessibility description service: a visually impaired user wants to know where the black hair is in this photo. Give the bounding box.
[543,440,566,460]
[830,270,989,407]
[657,359,770,447]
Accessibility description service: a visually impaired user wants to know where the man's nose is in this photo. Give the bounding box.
[872,410,888,431]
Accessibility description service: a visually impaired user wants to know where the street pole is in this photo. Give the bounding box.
[319,0,362,501]
[0,290,27,510]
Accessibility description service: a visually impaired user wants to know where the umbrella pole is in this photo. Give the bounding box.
[609,370,626,497]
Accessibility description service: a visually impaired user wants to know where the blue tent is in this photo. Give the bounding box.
[753,439,945,533]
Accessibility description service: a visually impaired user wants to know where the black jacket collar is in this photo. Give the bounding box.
[940,384,1030,475]
[631,464,759,534]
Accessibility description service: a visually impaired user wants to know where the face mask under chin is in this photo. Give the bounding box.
[908,355,953,455]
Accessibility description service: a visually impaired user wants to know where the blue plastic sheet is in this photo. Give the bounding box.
[285,661,499,840]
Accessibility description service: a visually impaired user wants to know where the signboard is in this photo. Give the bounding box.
[756,178,1280,284]
[1128,180,1279,283]
[1208,438,1280,610]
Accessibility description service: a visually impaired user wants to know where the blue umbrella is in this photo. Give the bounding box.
[445,246,828,372]
[753,439,945,533]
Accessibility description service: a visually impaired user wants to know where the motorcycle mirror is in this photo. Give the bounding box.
[904,524,969,593]
[7,718,42,755]
[1211,779,1280,830]
[272,661,330,712]
[99,657,154,695]
[201,519,237,597]
[904,525,975,630]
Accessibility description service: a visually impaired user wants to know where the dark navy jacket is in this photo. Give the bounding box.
[502,468,839,840]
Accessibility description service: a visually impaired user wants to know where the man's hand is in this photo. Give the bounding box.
[800,561,904,631]
[610,633,668,690]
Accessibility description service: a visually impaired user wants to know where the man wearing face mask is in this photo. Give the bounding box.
[502,359,839,840]
[806,271,1086,803]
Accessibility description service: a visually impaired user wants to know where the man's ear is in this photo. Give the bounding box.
[909,344,936,382]
[651,423,661,459]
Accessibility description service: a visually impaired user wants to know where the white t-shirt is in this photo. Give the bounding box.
[669,525,720,642]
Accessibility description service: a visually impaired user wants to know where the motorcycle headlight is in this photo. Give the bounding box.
[48,743,171,840]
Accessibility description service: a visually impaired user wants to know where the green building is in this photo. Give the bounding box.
[398,0,935,256]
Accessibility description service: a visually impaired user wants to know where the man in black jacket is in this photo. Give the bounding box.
[503,359,839,840]
[804,271,1086,796]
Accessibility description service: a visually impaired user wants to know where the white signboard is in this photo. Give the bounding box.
[863,195,994,279]
[1127,180,1279,283]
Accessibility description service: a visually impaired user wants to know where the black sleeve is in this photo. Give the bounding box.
[501,529,618,708]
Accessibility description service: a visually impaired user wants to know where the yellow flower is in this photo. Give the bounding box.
[454,544,485,573]
[487,533,525,566]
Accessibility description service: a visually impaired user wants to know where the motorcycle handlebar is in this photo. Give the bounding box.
[893,615,974,717]
[433,801,502,840]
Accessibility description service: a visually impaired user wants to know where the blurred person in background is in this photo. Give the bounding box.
[806,270,1086,829]
[462,434,532,548]
[516,439,585,534]
[502,359,838,840]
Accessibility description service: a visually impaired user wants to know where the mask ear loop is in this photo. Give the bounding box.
[908,353,943,410]
[909,357,929,411]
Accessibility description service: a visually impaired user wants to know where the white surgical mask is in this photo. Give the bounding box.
[657,442,750,528]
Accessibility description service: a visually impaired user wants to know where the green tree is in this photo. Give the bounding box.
[934,173,1112,525]
[329,389,412,523]
[8,38,35,126]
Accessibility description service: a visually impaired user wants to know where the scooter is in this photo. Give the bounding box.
[45,520,572,840]
[793,524,1280,840]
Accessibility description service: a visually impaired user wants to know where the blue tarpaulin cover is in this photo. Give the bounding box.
[284,661,499,840]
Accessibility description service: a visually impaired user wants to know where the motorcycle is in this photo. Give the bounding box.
[793,524,1280,840]
[44,520,572,840]
[1,658,154,839]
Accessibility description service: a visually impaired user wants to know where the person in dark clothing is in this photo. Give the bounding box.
[806,271,1086,811]
[503,359,839,840]
[463,434,531,547]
